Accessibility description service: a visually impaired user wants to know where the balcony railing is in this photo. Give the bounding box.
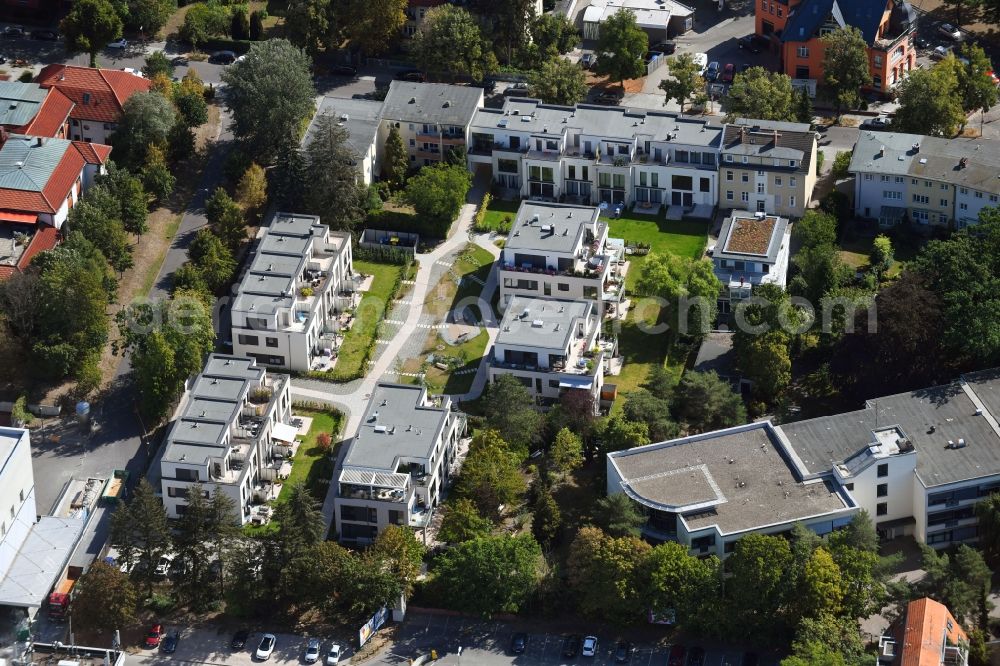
[500,262,606,279]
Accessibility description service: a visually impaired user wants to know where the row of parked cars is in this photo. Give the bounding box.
[144,626,344,664]
[2,25,59,40]
[509,632,762,665]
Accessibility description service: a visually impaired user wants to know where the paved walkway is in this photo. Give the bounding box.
[291,177,499,534]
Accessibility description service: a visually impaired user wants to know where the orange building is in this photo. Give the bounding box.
[878,597,969,665]
[756,0,918,95]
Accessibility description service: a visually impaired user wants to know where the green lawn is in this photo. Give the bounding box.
[401,329,490,395]
[424,244,495,319]
[839,234,917,279]
[607,213,709,289]
[243,408,343,537]
[477,198,520,233]
[330,260,405,381]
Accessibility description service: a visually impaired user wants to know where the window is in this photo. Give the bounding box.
[725,154,733,162]
[557,283,569,291]
[975,191,984,199]
[883,191,902,200]
[912,194,929,204]
[726,170,734,181]
[881,175,890,182]
[874,55,882,67]
[238,334,259,346]
[991,195,999,203]
[568,165,576,180]
[775,176,782,186]
[757,183,764,194]
[902,177,910,184]
[960,203,968,210]
[789,160,797,169]
[789,196,796,207]
[960,187,969,195]
[776,6,782,16]
[942,183,949,190]
[265,337,278,348]
[409,139,415,147]
[876,502,888,516]
[877,463,888,478]
[877,483,888,497]
[864,174,873,181]
[742,156,749,164]
[726,190,734,201]
[639,172,647,187]
[741,172,749,183]
[940,199,949,207]
[741,192,749,202]
[925,180,932,188]
[775,194,781,206]
[757,169,764,177]
[652,173,659,188]
[700,177,710,192]
[790,176,797,187]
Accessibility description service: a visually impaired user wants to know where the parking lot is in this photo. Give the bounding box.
[370,613,781,666]
[126,627,354,666]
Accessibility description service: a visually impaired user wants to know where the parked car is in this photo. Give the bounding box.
[3,26,25,38]
[580,52,596,69]
[686,646,705,666]
[705,61,721,81]
[255,633,276,661]
[145,624,164,649]
[503,81,530,96]
[931,45,952,60]
[593,91,623,105]
[107,38,127,49]
[692,52,708,72]
[651,41,676,54]
[325,643,342,665]
[329,64,357,76]
[915,35,931,49]
[210,50,237,64]
[938,22,961,40]
[231,629,250,650]
[153,554,173,577]
[582,635,598,657]
[304,638,321,664]
[668,645,687,666]
[721,62,735,83]
[509,632,527,654]
[161,631,179,654]
[614,641,634,663]
[645,50,664,63]
[563,635,581,658]
[862,116,892,130]
[31,29,59,40]
[395,69,426,82]
[738,34,762,53]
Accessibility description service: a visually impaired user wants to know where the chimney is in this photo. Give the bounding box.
[35,136,44,147]
[772,129,779,143]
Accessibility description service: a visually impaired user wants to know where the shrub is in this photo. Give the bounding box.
[11,395,33,426]
[18,70,33,83]
[472,192,492,232]
[316,432,333,452]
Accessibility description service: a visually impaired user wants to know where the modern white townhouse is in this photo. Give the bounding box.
[307,96,383,186]
[231,213,354,372]
[608,367,1000,556]
[719,118,818,218]
[158,354,294,525]
[711,211,790,314]
[497,201,628,314]
[488,296,613,407]
[378,81,484,168]
[468,98,721,219]
[333,383,465,543]
[849,130,1000,229]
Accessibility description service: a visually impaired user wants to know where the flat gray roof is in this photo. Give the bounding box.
[611,423,851,535]
[715,212,788,262]
[722,120,814,173]
[780,375,1000,487]
[309,97,382,161]
[849,130,1000,193]
[382,81,482,127]
[343,383,451,471]
[496,297,591,352]
[471,98,723,147]
[0,516,85,608]
[0,427,26,475]
[161,355,273,465]
[504,201,600,255]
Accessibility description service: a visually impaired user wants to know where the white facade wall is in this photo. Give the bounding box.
[0,429,37,580]
[838,451,917,537]
[956,186,1000,227]
[68,119,115,145]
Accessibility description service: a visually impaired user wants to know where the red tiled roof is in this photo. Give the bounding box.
[0,224,60,280]
[897,597,968,666]
[36,64,150,124]
[22,88,74,138]
[73,140,112,164]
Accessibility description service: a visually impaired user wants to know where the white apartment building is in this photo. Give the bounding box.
[608,367,1000,556]
[158,354,294,525]
[849,130,1000,229]
[334,383,465,543]
[489,296,612,407]
[231,213,354,372]
[307,97,383,186]
[498,201,628,314]
[711,211,790,313]
[378,81,483,168]
[0,428,86,618]
[468,98,721,218]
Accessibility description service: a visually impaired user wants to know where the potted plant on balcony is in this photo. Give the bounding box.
[300,286,314,298]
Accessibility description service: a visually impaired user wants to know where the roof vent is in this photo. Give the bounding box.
[443,100,451,108]
[960,157,968,168]
[409,97,416,104]
[340,113,349,122]
[374,424,387,433]
[521,116,531,122]
[531,319,544,328]
[7,102,15,109]
[976,408,983,416]
[919,158,927,164]
[562,228,568,236]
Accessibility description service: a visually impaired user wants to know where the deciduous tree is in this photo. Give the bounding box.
[223,39,316,161]
[72,561,138,634]
[821,27,870,115]
[142,144,175,203]
[893,61,965,136]
[659,53,704,113]
[61,0,123,67]
[723,67,796,121]
[404,163,472,237]
[438,498,493,543]
[531,484,562,548]
[567,526,651,623]
[622,389,678,442]
[338,0,407,58]
[99,162,149,238]
[285,0,332,57]
[594,9,647,90]
[634,253,720,337]
[126,0,177,37]
[484,374,541,457]
[671,370,746,433]
[528,56,588,106]
[412,5,497,82]
[598,415,650,454]
[956,42,999,114]
[180,0,231,51]
[456,430,526,520]
[173,70,208,128]
[724,533,793,640]
[369,525,424,594]
[112,91,177,168]
[550,427,583,475]
[235,162,267,219]
[432,534,542,616]
[530,13,579,62]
